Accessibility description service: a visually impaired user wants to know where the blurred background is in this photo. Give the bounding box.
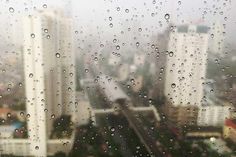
[0,0,235,157]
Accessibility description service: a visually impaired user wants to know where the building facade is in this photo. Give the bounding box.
[198,105,231,126]
[23,9,75,156]
[163,25,209,126]
[165,25,209,107]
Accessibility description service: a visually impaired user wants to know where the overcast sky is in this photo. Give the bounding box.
[0,0,235,46]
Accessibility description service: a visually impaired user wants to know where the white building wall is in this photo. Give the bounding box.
[165,25,209,107]
[23,15,47,156]
[209,21,225,55]
[197,106,231,126]
[22,9,75,157]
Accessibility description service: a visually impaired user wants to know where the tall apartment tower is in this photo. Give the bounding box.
[209,21,225,56]
[163,25,209,126]
[23,9,75,156]
[164,25,209,107]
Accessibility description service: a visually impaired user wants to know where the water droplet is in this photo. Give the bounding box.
[94,57,98,61]
[116,7,120,11]
[109,16,112,21]
[130,79,135,83]
[46,35,50,39]
[7,113,11,117]
[9,7,14,13]
[171,83,176,88]
[149,99,152,104]
[31,33,35,38]
[164,13,170,20]
[138,28,142,32]
[169,51,174,57]
[109,23,113,28]
[29,73,33,78]
[125,9,129,13]
[136,42,140,47]
[110,127,115,132]
[44,29,48,33]
[84,69,89,73]
[178,1,181,5]
[51,114,55,119]
[116,45,120,50]
[55,53,60,58]
[19,83,23,87]
[42,4,47,8]
[35,146,39,150]
[20,112,24,116]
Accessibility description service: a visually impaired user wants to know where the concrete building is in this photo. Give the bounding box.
[209,21,225,56]
[197,81,234,127]
[197,103,232,127]
[163,102,199,126]
[163,25,209,126]
[165,25,209,106]
[16,9,75,156]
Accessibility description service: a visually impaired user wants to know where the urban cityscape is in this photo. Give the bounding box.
[0,0,235,157]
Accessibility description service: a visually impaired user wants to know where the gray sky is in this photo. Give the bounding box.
[0,0,236,46]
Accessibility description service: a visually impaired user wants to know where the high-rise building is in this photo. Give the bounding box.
[163,25,209,127]
[23,9,75,156]
[164,25,209,107]
[209,21,225,56]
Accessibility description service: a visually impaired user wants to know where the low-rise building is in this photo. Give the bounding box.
[223,119,236,143]
[197,81,234,127]
[198,104,232,127]
[163,102,199,126]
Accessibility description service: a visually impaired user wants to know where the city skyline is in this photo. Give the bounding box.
[0,2,235,157]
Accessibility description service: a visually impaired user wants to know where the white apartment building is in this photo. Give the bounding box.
[165,25,209,106]
[209,21,225,56]
[198,104,232,127]
[197,83,234,127]
[22,9,76,156]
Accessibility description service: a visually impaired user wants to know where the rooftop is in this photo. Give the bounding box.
[98,75,130,102]
[225,119,236,129]
[177,25,209,34]
[0,108,12,114]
